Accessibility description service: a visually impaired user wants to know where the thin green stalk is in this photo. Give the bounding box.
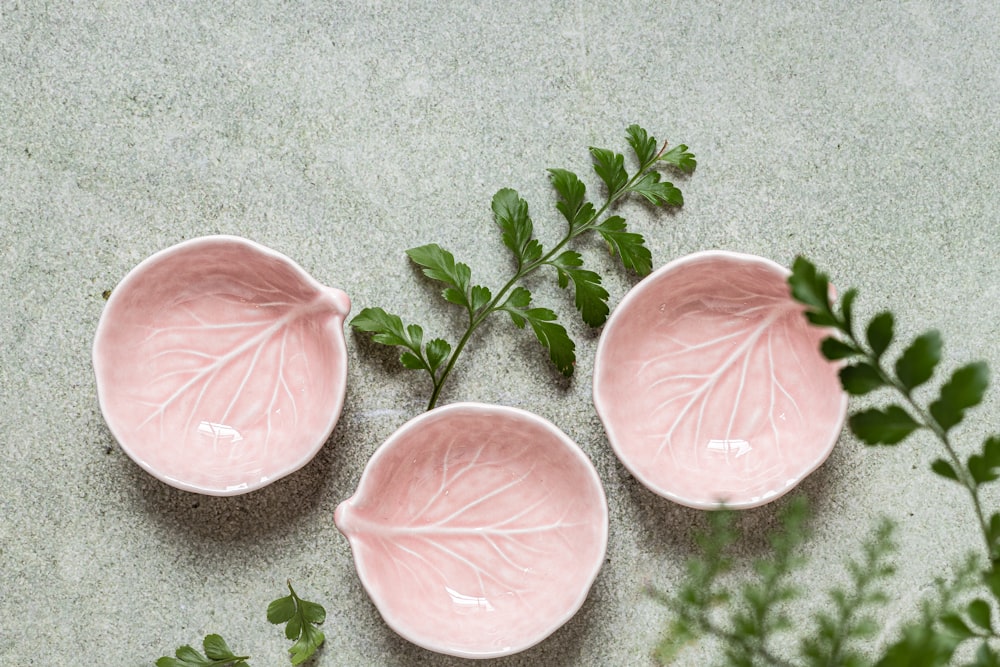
[424,144,674,410]
[844,329,993,558]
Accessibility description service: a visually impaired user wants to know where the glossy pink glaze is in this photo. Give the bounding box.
[335,403,608,659]
[593,251,846,509]
[93,236,350,495]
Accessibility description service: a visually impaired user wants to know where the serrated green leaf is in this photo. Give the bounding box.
[399,351,425,370]
[501,293,575,375]
[821,336,858,360]
[174,646,209,665]
[589,146,628,197]
[285,613,302,640]
[492,188,543,266]
[626,124,658,166]
[350,307,411,348]
[627,171,683,206]
[967,599,992,631]
[548,168,594,230]
[300,599,326,624]
[267,595,296,625]
[156,659,182,667]
[202,635,237,662]
[504,285,532,309]
[441,287,466,307]
[594,215,652,275]
[548,251,609,327]
[866,312,894,359]
[930,362,990,432]
[290,623,325,666]
[895,331,942,391]
[659,143,697,172]
[839,362,885,395]
[849,405,921,445]
[406,323,423,350]
[470,285,492,312]
[930,458,960,482]
[425,338,451,372]
[406,244,473,310]
[276,582,326,665]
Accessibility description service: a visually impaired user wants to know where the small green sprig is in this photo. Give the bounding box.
[351,125,695,410]
[267,580,326,665]
[155,634,249,667]
[655,256,998,666]
[788,256,999,665]
[788,257,994,559]
[652,498,898,667]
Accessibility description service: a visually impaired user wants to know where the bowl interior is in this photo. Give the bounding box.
[594,251,845,509]
[93,236,349,495]
[335,404,608,658]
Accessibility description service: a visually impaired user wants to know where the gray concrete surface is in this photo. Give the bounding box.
[2,1,999,664]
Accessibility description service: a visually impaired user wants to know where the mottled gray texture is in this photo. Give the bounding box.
[2,1,999,665]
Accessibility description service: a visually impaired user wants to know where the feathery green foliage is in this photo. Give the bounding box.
[351,125,694,410]
[653,256,999,666]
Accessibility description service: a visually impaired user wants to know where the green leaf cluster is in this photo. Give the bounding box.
[788,256,999,665]
[655,256,998,666]
[654,498,898,667]
[350,125,694,410]
[155,635,249,667]
[267,580,326,665]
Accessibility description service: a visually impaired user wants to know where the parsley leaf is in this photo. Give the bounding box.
[589,146,628,199]
[548,251,610,327]
[658,144,697,173]
[352,126,693,409]
[351,307,441,374]
[405,244,473,311]
[627,171,683,207]
[625,124,658,167]
[548,168,595,232]
[593,216,652,275]
[267,580,326,665]
[492,188,544,268]
[501,287,575,375]
[155,635,249,667]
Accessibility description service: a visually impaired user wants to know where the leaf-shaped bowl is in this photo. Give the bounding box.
[593,250,847,509]
[92,235,351,495]
[334,402,608,659]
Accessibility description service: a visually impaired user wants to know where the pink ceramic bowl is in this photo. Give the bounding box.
[593,250,846,509]
[93,235,350,495]
[335,402,608,659]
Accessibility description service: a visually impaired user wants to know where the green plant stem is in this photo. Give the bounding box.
[844,329,994,559]
[425,143,673,410]
[700,617,799,667]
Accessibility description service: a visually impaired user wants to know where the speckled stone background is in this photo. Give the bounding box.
[2,1,999,665]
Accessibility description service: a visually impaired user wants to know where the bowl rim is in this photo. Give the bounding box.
[92,234,350,496]
[592,249,847,510]
[336,401,610,659]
